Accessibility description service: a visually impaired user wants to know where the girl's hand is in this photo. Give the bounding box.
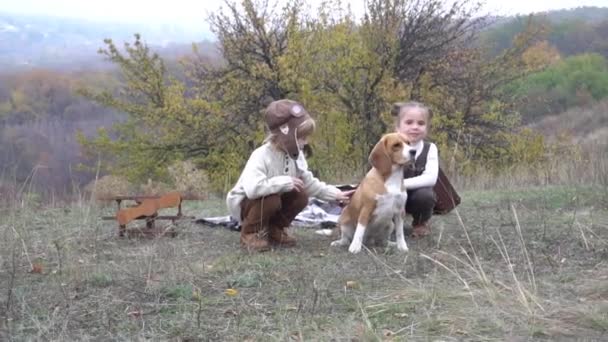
[336,190,355,205]
[292,177,304,192]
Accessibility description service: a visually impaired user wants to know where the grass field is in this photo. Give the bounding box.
[1,185,607,341]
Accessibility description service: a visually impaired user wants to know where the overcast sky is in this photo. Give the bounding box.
[2,0,607,31]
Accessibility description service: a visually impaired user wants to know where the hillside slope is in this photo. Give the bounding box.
[530,99,608,145]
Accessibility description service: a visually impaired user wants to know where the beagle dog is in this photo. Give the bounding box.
[327,133,413,253]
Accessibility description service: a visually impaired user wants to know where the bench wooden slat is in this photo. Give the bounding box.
[98,194,204,201]
[102,215,195,221]
[99,192,203,237]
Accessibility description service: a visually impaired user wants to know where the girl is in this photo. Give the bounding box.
[392,101,439,237]
[226,99,353,251]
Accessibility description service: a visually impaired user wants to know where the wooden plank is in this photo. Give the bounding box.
[116,192,183,226]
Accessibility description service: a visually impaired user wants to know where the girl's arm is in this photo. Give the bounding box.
[297,155,341,201]
[403,143,439,189]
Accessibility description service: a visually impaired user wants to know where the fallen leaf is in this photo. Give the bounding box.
[224,288,239,297]
[30,263,43,274]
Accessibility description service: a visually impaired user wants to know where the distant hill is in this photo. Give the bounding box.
[481,6,608,57]
[483,6,608,29]
[530,99,608,146]
[2,6,607,72]
[0,13,217,71]
[540,6,608,23]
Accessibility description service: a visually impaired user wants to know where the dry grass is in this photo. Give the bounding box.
[530,99,608,145]
[450,100,608,192]
[452,141,608,192]
[0,183,607,341]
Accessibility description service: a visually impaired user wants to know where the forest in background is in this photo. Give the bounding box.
[1,1,607,200]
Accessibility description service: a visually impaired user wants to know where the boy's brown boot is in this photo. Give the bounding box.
[269,226,297,247]
[240,232,271,252]
[411,222,431,238]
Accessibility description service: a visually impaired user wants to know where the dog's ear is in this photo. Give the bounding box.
[369,135,392,176]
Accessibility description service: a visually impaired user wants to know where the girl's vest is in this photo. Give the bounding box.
[403,142,461,214]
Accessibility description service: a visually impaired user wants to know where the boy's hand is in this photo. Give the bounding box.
[291,177,304,192]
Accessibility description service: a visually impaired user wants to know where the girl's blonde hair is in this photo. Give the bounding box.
[264,117,316,145]
[391,101,433,125]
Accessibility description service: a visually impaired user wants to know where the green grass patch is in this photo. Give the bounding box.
[89,272,113,287]
[1,184,607,340]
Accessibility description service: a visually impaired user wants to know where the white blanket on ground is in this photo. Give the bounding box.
[195,198,343,231]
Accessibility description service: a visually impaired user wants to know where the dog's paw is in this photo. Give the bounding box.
[397,240,408,252]
[348,242,362,254]
[331,239,346,247]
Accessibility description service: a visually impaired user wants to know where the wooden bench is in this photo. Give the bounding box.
[100,192,203,238]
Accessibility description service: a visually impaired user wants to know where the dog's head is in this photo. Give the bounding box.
[369,133,413,177]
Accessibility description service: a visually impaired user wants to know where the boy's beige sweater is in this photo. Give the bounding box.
[226,142,341,222]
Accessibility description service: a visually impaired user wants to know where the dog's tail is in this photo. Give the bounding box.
[315,228,336,236]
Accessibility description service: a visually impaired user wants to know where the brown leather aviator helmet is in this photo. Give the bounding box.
[265,99,312,159]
